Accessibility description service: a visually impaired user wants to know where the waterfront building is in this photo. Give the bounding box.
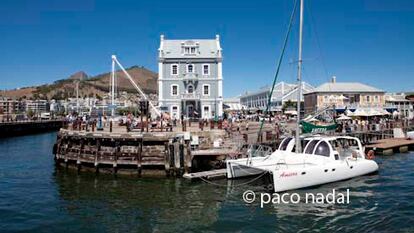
[385,93,414,119]
[0,97,24,115]
[304,77,386,114]
[24,99,50,113]
[223,96,244,112]
[157,35,223,119]
[0,97,25,121]
[240,81,314,112]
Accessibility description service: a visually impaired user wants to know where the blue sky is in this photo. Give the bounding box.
[1,0,414,97]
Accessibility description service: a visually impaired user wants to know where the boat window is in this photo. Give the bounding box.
[314,141,331,157]
[304,140,319,154]
[279,137,292,151]
[302,139,309,150]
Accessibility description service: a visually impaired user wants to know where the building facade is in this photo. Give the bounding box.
[304,77,386,114]
[158,35,223,120]
[385,93,414,119]
[240,81,314,112]
[25,100,50,113]
[0,97,24,115]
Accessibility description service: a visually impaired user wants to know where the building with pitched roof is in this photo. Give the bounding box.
[385,93,414,119]
[304,77,386,114]
[239,81,314,112]
[158,35,223,119]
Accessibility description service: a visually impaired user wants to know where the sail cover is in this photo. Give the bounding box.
[301,121,337,134]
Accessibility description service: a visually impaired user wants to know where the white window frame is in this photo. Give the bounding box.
[187,64,194,73]
[202,105,211,119]
[171,84,179,97]
[202,64,210,76]
[170,64,179,76]
[170,105,180,119]
[202,84,210,96]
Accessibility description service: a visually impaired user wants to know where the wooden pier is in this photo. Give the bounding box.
[53,120,280,177]
[366,138,414,155]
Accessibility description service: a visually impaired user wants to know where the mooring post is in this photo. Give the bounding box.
[77,139,84,173]
[94,139,100,174]
[174,141,181,176]
[137,139,143,176]
[184,139,192,174]
[164,141,171,176]
[179,140,185,175]
[113,141,120,175]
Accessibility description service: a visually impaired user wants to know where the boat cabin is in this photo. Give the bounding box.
[278,136,364,160]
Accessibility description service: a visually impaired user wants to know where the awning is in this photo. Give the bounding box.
[285,110,298,115]
[337,114,351,121]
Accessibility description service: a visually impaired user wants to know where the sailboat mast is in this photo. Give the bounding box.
[295,0,304,153]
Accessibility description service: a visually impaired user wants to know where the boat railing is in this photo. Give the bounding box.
[246,144,273,165]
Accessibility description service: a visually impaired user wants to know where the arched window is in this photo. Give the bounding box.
[314,141,331,157]
[188,85,194,94]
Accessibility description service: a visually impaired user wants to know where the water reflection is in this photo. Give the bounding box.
[53,168,225,232]
[0,133,413,232]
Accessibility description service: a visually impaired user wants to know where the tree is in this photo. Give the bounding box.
[282,100,297,112]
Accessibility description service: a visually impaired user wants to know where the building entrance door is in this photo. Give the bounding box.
[187,105,194,118]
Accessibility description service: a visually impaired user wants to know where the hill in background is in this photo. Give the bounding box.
[1,66,158,100]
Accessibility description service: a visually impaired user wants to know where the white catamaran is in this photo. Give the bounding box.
[226,0,379,192]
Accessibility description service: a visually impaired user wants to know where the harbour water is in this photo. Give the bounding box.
[0,132,413,232]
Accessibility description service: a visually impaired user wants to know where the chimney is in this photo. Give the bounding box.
[216,34,220,41]
[160,34,164,41]
[331,76,336,83]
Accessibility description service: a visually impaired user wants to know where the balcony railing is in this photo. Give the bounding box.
[181,93,200,100]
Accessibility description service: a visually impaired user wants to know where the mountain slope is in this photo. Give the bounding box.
[1,66,158,100]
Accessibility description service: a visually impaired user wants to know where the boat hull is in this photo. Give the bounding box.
[272,159,378,192]
[226,158,268,179]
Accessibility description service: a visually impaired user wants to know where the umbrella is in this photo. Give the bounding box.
[353,109,369,117]
[380,109,391,115]
[285,110,298,115]
[367,109,383,116]
[337,114,351,121]
[345,109,354,116]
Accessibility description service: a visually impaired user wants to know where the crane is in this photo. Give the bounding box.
[110,55,161,118]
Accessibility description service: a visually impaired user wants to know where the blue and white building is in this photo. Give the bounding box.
[157,35,223,119]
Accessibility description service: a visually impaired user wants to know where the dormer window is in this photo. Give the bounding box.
[182,41,199,55]
[184,46,197,54]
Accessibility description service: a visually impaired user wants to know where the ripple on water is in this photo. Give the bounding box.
[0,134,414,232]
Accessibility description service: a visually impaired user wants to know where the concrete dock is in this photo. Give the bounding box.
[366,138,414,155]
[0,119,64,137]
